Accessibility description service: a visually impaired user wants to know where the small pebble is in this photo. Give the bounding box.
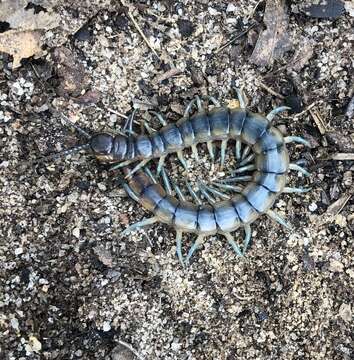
[309,202,318,212]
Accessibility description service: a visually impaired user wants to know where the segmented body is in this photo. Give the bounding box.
[92,107,289,234]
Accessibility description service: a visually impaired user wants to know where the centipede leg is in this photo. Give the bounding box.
[173,181,186,201]
[266,106,291,122]
[235,139,241,160]
[234,164,256,174]
[243,224,251,254]
[177,150,188,170]
[175,230,185,267]
[197,181,216,205]
[222,232,243,257]
[150,111,167,126]
[220,139,228,169]
[184,98,197,118]
[161,166,172,195]
[202,95,220,107]
[144,167,157,183]
[289,163,310,177]
[241,145,251,160]
[143,122,155,135]
[125,159,151,179]
[191,144,199,161]
[123,109,138,136]
[238,153,255,167]
[122,183,140,202]
[185,235,205,265]
[212,182,243,193]
[221,175,253,183]
[203,184,230,200]
[266,210,292,230]
[157,155,167,176]
[121,216,158,236]
[234,87,247,109]
[283,187,311,193]
[110,159,135,171]
[284,136,311,147]
[186,181,202,205]
[207,141,215,162]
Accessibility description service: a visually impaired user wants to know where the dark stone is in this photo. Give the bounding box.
[177,19,195,38]
[284,95,303,114]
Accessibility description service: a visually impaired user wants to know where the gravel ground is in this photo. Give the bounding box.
[0,1,353,359]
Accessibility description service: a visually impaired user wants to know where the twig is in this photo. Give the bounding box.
[327,194,352,215]
[121,0,160,59]
[118,340,145,360]
[107,108,128,119]
[257,80,285,99]
[215,23,256,54]
[154,68,182,83]
[330,153,354,161]
[293,102,317,119]
[309,108,327,135]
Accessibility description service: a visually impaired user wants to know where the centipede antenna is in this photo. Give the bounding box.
[49,107,91,139]
[233,87,247,109]
[235,139,242,160]
[185,235,204,265]
[172,181,186,202]
[125,159,151,179]
[157,155,167,176]
[36,143,91,164]
[161,166,172,195]
[266,210,292,230]
[110,159,135,171]
[191,144,199,161]
[222,232,243,257]
[207,141,215,161]
[243,224,252,254]
[220,139,228,169]
[283,187,311,193]
[175,231,185,267]
[122,183,140,202]
[212,182,243,193]
[238,153,255,167]
[289,163,311,177]
[186,181,202,205]
[241,145,251,160]
[204,185,230,200]
[149,111,167,127]
[294,159,308,166]
[177,150,188,170]
[121,216,158,237]
[197,181,216,205]
[144,167,157,183]
[284,136,311,147]
[266,106,291,122]
[234,164,256,174]
[222,175,253,183]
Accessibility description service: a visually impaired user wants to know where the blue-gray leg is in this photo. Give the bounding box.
[243,224,251,255]
[285,136,311,147]
[289,163,311,177]
[283,187,311,193]
[175,230,185,267]
[121,217,158,236]
[266,210,292,230]
[266,106,291,122]
[222,232,243,257]
[185,235,204,265]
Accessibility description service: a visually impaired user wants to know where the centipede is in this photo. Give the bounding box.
[43,90,311,266]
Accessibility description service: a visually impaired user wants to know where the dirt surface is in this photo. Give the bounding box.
[0,1,353,359]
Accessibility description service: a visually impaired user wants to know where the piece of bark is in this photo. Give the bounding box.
[250,0,291,67]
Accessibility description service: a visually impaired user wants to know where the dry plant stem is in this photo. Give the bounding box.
[257,80,285,99]
[309,108,328,135]
[118,340,145,360]
[120,0,160,59]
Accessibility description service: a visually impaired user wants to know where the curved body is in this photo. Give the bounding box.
[110,107,290,235]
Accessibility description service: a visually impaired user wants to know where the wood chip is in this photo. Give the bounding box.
[154,68,182,84]
[309,108,328,135]
[250,0,291,66]
[327,193,352,215]
[289,38,314,72]
[330,153,354,161]
[0,29,43,68]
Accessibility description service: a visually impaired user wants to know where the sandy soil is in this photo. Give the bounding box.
[0,1,353,359]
